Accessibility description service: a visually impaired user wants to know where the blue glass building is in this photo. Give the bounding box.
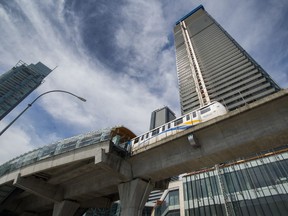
[0,60,52,120]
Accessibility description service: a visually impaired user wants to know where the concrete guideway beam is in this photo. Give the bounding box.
[13,174,63,202]
[53,200,80,216]
[118,178,154,216]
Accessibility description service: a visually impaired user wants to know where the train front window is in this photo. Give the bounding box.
[200,107,211,115]
[134,137,139,144]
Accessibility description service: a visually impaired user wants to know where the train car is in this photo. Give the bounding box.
[130,101,227,155]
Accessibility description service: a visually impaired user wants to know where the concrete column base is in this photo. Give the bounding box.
[53,200,80,216]
[118,178,154,216]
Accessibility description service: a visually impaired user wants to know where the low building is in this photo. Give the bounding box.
[153,146,288,216]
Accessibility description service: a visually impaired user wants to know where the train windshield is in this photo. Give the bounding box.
[200,107,211,114]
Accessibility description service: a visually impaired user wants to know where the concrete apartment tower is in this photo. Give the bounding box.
[150,106,176,130]
[0,61,52,120]
[174,5,280,115]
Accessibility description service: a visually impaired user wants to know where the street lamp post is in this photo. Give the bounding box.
[0,90,86,136]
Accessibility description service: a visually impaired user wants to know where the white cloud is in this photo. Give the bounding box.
[0,0,174,163]
[0,122,34,164]
[115,0,169,75]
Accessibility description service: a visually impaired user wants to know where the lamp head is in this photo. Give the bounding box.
[78,97,87,102]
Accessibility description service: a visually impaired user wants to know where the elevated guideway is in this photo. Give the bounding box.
[130,89,288,181]
[0,89,287,215]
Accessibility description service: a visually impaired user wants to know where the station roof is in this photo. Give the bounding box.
[0,125,136,178]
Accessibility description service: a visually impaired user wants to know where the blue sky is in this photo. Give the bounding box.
[0,0,287,164]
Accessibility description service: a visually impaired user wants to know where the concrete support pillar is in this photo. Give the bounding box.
[118,178,154,216]
[53,200,80,216]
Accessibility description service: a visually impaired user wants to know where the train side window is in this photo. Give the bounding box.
[141,135,144,141]
[174,118,183,126]
[152,128,159,136]
[200,107,211,115]
[146,133,149,139]
[186,115,190,121]
[162,125,165,132]
[168,123,171,129]
[192,112,196,118]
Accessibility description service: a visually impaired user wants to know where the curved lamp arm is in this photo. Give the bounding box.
[0,90,86,136]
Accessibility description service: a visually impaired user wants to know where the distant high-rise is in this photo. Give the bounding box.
[0,60,52,120]
[150,106,176,130]
[174,5,280,115]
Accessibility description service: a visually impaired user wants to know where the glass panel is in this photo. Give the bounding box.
[21,150,40,166]
[58,141,78,154]
[169,190,179,206]
[38,144,57,160]
[78,134,101,147]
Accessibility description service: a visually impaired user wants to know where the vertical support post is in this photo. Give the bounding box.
[118,178,154,216]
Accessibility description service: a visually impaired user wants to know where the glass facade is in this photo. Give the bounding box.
[155,189,180,216]
[154,148,288,216]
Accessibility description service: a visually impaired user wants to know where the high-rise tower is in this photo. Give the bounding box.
[150,106,176,130]
[174,5,280,115]
[0,60,52,120]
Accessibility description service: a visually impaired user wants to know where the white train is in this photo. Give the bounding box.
[130,101,227,155]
